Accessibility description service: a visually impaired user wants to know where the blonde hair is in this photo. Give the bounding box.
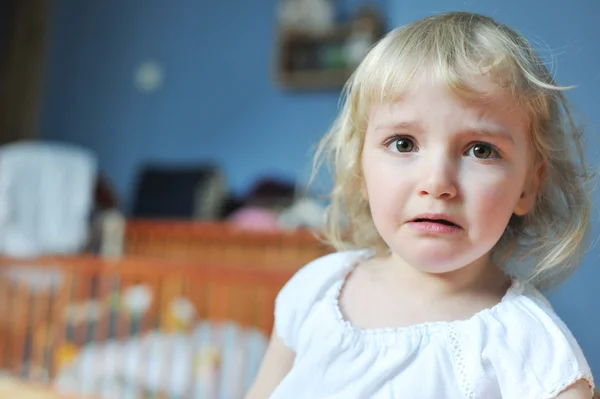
[313,11,592,287]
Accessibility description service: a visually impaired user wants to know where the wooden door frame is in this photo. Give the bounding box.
[0,0,51,145]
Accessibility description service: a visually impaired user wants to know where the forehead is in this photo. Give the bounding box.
[367,75,530,134]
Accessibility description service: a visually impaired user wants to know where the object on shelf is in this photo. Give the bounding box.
[277,0,336,33]
[273,6,385,90]
[278,198,327,231]
[345,6,386,67]
[274,26,352,90]
[97,209,126,259]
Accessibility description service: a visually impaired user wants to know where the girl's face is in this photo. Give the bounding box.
[361,76,541,274]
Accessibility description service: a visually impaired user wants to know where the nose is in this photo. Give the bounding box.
[418,155,458,200]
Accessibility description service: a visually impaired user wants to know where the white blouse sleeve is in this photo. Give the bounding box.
[274,251,357,351]
[457,286,594,398]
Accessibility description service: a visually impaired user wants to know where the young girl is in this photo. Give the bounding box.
[246,11,595,399]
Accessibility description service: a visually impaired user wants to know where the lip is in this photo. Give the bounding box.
[409,213,461,226]
[406,213,463,233]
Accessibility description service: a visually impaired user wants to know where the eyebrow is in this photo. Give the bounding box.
[374,121,423,132]
[459,126,515,144]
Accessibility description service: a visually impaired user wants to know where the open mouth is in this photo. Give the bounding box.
[408,216,463,232]
[412,218,458,227]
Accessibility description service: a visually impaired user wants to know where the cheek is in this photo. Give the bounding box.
[462,170,522,218]
[363,161,411,225]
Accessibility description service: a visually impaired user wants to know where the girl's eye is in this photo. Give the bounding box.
[389,137,415,153]
[467,143,499,159]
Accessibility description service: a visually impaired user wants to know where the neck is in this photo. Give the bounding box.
[384,252,509,300]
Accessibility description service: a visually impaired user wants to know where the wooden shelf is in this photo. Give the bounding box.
[272,7,385,91]
[273,25,355,91]
[277,68,353,90]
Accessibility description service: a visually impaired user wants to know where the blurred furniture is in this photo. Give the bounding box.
[0,141,97,258]
[0,0,51,145]
[273,6,385,90]
[0,376,92,398]
[0,254,297,398]
[124,219,333,271]
[131,163,227,220]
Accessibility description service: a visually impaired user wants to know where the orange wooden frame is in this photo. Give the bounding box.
[0,255,296,383]
[124,219,333,270]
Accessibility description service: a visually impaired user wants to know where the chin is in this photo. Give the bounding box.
[391,242,490,275]
[402,253,468,274]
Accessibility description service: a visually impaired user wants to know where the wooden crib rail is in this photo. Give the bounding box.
[0,255,294,383]
[124,219,333,269]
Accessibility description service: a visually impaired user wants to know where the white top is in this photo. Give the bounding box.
[271,250,594,399]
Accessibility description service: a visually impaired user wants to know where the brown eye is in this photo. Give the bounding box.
[470,144,493,159]
[395,138,414,152]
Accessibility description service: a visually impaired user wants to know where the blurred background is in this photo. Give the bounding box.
[0,0,598,397]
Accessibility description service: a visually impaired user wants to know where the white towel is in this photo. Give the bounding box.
[0,141,97,257]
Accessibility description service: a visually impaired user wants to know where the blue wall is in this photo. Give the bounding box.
[41,0,361,208]
[41,0,599,375]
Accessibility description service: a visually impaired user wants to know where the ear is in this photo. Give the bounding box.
[514,162,545,216]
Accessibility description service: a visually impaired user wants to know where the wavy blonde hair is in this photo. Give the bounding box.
[313,11,592,287]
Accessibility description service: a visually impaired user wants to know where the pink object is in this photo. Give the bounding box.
[228,207,280,231]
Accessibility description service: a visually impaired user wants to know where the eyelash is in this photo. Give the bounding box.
[383,135,417,152]
[383,135,503,160]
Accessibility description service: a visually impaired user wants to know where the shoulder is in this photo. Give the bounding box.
[274,249,369,350]
[455,280,595,398]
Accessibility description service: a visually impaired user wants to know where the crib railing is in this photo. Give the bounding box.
[0,255,293,385]
[124,220,333,269]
